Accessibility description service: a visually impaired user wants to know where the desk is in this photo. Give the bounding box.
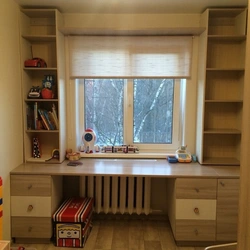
[10,159,239,178]
[10,159,240,245]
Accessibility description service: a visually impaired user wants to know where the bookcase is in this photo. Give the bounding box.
[19,9,66,163]
[196,8,247,165]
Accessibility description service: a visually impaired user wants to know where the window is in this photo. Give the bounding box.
[76,78,181,153]
[67,35,195,156]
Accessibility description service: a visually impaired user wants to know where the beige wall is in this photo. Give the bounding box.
[0,0,23,240]
[61,13,202,36]
[63,13,201,29]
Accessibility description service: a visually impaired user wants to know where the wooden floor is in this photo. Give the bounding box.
[10,215,235,250]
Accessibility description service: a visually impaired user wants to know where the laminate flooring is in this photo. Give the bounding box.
[11,215,235,250]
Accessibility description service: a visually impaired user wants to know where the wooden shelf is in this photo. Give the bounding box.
[23,67,57,71]
[208,35,246,41]
[26,155,60,163]
[22,35,56,42]
[25,98,58,102]
[202,157,240,166]
[26,130,59,133]
[21,9,56,18]
[205,100,243,103]
[206,68,245,71]
[196,8,246,166]
[204,129,241,134]
[20,8,66,163]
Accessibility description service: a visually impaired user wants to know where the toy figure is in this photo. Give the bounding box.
[82,128,96,153]
[41,75,55,99]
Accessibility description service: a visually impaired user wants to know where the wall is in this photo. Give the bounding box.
[0,0,23,240]
[62,13,202,34]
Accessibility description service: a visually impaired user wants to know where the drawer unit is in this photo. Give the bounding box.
[167,178,217,244]
[168,177,239,245]
[10,174,62,243]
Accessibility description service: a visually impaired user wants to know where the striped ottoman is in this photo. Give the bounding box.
[52,197,93,247]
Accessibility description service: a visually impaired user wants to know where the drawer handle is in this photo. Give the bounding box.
[27,184,33,190]
[194,207,199,214]
[194,188,199,193]
[194,229,198,235]
[28,226,32,232]
[220,182,225,187]
[27,205,33,212]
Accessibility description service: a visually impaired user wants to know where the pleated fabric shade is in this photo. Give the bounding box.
[68,36,193,79]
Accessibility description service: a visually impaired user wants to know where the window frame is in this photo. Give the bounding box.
[124,79,181,152]
[72,78,182,156]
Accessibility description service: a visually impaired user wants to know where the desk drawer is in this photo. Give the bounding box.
[176,220,216,241]
[11,196,52,217]
[176,199,216,220]
[176,178,217,199]
[11,217,52,238]
[10,175,51,196]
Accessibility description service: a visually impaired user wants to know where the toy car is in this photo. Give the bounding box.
[24,57,47,68]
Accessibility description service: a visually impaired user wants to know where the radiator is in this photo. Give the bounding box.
[79,176,151,215]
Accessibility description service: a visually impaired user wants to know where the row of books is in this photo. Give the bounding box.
[27,102,59,130]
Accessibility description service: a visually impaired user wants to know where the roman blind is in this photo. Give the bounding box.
[68,36,192,78]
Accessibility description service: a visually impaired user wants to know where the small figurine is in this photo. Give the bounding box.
[41,75,55,99]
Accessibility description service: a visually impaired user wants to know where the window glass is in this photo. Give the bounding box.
[133,79,174,144]
[84,79,178,150]
[84,79,124,146]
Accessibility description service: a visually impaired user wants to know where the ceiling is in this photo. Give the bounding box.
[14,0,247,14]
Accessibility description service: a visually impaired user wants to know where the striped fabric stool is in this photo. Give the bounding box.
[52,197,93,248]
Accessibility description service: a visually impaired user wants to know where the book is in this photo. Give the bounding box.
[48,111,59,130]
[52,103,59,125]
[38,109,50,130]
[26,105,33,130]
[43,109,55,130]
[34,102,38,130]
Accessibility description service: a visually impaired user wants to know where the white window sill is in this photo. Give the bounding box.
[80,151,171,159]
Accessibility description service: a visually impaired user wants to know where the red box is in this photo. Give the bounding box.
[52,197,93,247]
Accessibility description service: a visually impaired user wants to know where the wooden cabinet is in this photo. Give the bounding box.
[216,178,239,241]
[168,178,217,243]
[19,9,66,163]
[197,8,247,165]
[168,178,239,245]
[10,175,62,243]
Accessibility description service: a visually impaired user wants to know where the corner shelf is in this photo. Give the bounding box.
[197,7,247,166]
[20,8,66,163]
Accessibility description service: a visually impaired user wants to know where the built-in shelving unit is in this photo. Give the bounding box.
[197,8,247,165]
[19,9,66,163]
